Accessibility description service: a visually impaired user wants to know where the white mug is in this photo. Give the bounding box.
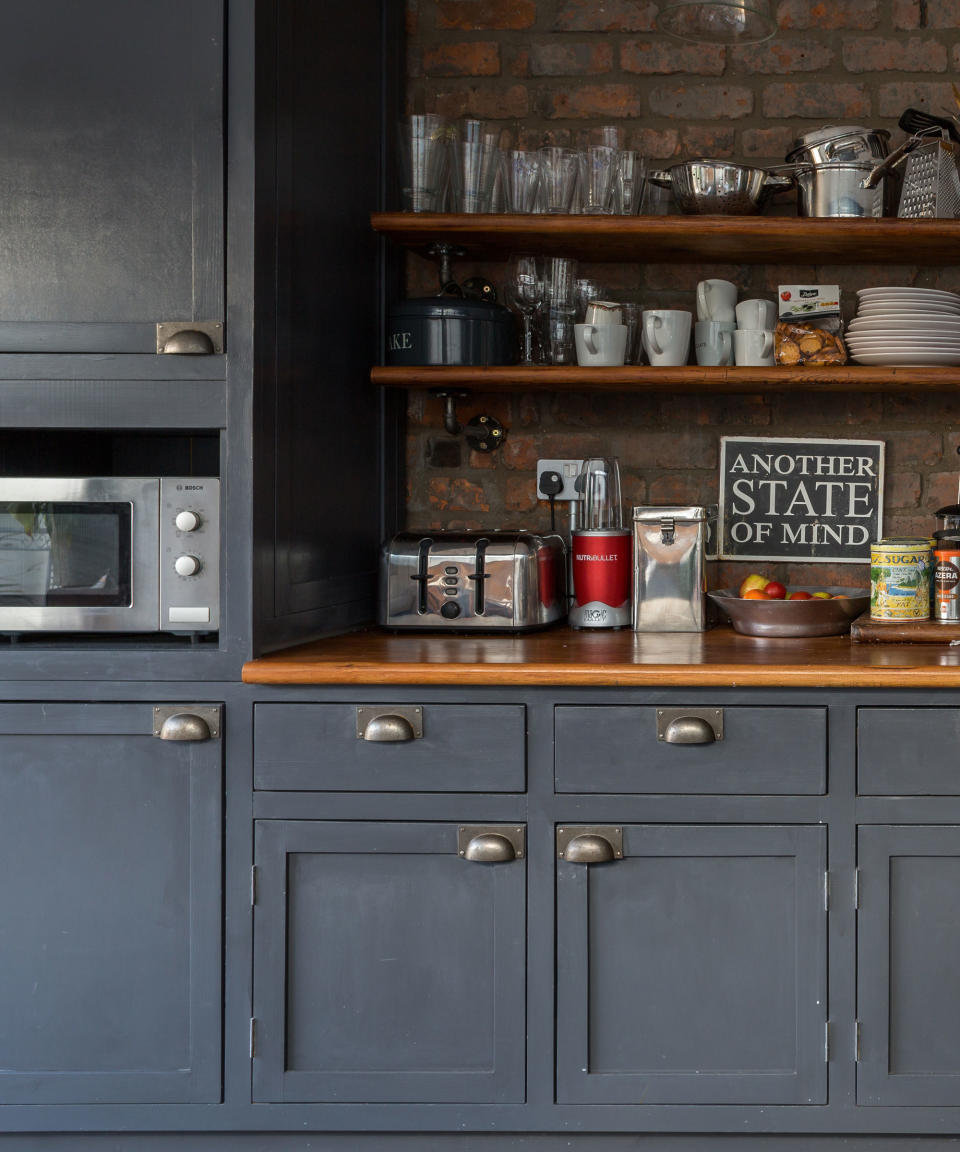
[733,327,775,366]
[584,299,623,326]
[736,298,777,330]
[641,309,692,367]
[696,279,737,323]
[694,319,735,366]
[575,322,628,366]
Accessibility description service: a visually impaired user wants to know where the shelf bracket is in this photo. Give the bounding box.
[431,389,470,436]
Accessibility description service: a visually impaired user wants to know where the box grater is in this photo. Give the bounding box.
[897,134,960,218]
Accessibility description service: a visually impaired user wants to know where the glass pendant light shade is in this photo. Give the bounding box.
[655,0,776,44]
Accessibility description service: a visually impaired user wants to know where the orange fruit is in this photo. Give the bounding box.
[743,588,771,600]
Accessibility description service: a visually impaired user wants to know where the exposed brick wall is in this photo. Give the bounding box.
[401,0,960,588]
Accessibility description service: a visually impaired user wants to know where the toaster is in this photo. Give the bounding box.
[379,530,566,631]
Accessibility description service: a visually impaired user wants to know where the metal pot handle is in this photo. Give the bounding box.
[860,133,929,190]
[763,173,795,191]
[646,169,673,187]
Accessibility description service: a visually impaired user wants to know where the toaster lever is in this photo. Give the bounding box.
[410,537,433,614]
[468,537,491,615]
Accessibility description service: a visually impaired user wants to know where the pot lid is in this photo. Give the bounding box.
[790,124,889,150]
[936,504,960,516]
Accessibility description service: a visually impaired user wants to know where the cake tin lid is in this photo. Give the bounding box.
[390,297,511,320]
[633,504,714,522]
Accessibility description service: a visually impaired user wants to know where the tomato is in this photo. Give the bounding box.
[787,590,812,600]
[764,581,787,599]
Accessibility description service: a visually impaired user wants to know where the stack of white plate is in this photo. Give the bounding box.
[846,287,960,366]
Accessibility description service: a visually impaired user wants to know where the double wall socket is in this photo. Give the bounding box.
[537,459,583,502]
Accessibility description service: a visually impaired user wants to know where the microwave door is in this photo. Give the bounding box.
[0,479,160,632]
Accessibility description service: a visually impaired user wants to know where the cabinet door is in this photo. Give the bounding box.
[857,825,960,1105]
[0,0,222,353]
[253,820,526,1103]
[557,824,827,1105]
[0,702,221,1103]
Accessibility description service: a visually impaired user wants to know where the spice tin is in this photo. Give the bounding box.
[934,542,960,623]
[870,538,932,620]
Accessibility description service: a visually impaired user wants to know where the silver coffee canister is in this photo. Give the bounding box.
[632,505,717,632]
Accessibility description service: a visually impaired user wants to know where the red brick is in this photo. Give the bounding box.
[776,0,879,29]
[529,41,614,76]
[771,390,883,424]
[620,473,648,508]
[501,433,603,471]
[422,42,501,77]
[761,81,870,118]
[649,83,754,121]
[632,127,681,159]
[427,477,491,511]
[843,36,947,72]
[923,0,960,26]
[641,263,744,291]
[884,513,935,537]
[926,471,960,509]
[741,127,798,158]
[509,47,529,77]
[542,84,645,119]
[621,40,726,76]
[885,430,943,467]
[649,473,717,503]
[631,429,719,468]
[518,393,541,427]
[886,472,923,508]
[877,81,958,116]
[505,474,538,511]
[434,83,529,118]
[681,126,737,156]
[436,0,535,30]
[406,0,419,35]
[554,0,658,31]
[731,40,834,74]
[467,448,499,469]
[893,0,921,27]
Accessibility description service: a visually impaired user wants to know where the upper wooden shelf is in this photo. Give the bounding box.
[371,212,960,265]
[372,364,960,393]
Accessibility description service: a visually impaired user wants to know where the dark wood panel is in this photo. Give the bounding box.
[371,212,960,265]
[242,625,960,687]
[372,364,960,393]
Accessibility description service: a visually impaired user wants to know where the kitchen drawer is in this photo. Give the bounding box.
[254,703,525,791]
[555,705,826,794]
[858,707,960,794]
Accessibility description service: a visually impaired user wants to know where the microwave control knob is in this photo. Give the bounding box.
[174,554,202,577]
[175,510,201,533]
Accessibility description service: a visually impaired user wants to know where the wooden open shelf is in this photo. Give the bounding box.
[371,212,960,266]
[372,363,960,393]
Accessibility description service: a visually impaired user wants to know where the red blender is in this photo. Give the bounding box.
[569,456,631,629]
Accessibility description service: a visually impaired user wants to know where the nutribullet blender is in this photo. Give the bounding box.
[569,457,631,629]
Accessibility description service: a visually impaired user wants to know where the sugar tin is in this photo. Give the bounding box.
[870,538,932,621]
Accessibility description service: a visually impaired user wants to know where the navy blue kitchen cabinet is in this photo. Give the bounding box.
[0,0,222,356]
[252,819,526,1104]
[0,701,222,1104]
[557,823,828,1105]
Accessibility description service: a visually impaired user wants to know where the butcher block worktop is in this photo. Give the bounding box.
[242,626,960,688]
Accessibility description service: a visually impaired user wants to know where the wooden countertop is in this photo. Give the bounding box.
[242,626,960,688]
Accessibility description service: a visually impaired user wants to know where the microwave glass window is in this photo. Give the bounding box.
[0,502,132,607]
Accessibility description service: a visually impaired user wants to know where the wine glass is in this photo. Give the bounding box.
[504,253,544,364]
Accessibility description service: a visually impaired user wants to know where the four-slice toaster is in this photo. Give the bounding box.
[379,530,566,631]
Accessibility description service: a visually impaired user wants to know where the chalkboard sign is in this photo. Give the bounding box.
[718,436,884,563]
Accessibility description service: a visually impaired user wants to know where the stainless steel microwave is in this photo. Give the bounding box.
[0,477,219,634]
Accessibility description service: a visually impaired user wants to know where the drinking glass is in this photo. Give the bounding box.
[500,149,541,213]
[449,118,501,213]
[578,145,619,214]
[397,113,449,212]
[538,147,580,214]
[504,253,544,364]
[543,255,578,363]
[613,151,646,215]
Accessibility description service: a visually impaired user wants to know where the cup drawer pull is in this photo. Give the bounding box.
[356,706,423,742]
[657,708,724,744]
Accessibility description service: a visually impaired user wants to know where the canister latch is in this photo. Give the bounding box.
[660,516,676,545]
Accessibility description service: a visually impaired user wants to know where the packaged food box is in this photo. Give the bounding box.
[777,285,841,323]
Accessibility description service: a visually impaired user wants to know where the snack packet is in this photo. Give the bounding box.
[775,321,847,366]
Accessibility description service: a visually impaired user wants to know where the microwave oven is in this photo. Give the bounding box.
[0,477,219,634]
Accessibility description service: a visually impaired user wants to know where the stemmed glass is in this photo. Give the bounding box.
[504,254,544,364]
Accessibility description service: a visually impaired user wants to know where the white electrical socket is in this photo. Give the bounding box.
[537,458,583,501]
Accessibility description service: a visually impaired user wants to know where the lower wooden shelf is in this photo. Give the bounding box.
[372,364,960,393]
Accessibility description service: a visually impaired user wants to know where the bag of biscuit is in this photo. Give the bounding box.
[775,321,847,366]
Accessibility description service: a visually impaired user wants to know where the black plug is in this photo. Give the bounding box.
[539,470,563,532]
